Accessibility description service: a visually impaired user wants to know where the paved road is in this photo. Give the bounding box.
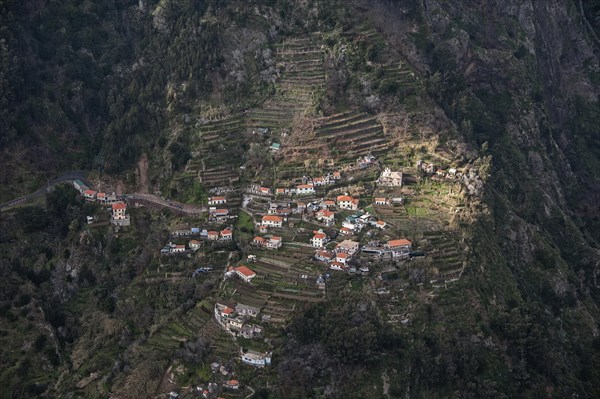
[0,171,88,210]
[0,172,207,216]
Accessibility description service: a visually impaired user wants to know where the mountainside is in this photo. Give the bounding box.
[1,0,599,398]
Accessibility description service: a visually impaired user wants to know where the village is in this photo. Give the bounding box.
[63,132,484,398]
[64,146,480,397]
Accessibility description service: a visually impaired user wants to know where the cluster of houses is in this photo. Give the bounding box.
[252,235,282,249]
[274,171,342,197]
[72,180,130,226]
[361,238,413,259]
[161,227,234,254]
[314,239,360,272]
[214,302,263,339]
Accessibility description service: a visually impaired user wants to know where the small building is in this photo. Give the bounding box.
[296,202,307,211]
[96,192,107,204]
[339,227,353,235]
[322,200,336,208]
[375,220,386,229]
[261,215,283,228]
[374,197,389,205]
[220,229,233,241]
[330,261,347,271]
[336,195,359,210]
[252,236,266,246]
[276,188,286,195]
[316,209,335,224]
[312,177,329,186]
[311,232,327,248]
[235,266,257,283]
[336,252,349,264]
[83,189,97,201]
[259,187,271,196]
[332,171,341,180]
[172,244,186,253]
[378,168,403,187]
[387,239,412,252]
[241,350,272,367]
[296,184,315,195]
[236,303,260,318]
[315,250,334,262]
[208,196,227,205]
[111,201,130,226]
[189,239,201,250]
[73,180,87,193]
[210,208,229,217]
[391,197,404,205]
[265,236,282,249]
[224,380,240,390]
[270,143,281,152]
[207,231,220,241]
[86,216,94,224]
[336,240,360,255]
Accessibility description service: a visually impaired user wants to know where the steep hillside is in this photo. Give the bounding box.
[1,0,599,398]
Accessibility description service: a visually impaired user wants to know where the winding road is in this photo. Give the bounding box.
[0,171,207,215]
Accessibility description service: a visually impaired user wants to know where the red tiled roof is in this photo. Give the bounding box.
[253,236,266,242]
[388,239,412,247]
[97,192,106,198]
[297,184,314,189]
[236,266,256,278]
[337,252,348,259]
[317,251,333,258]
[223,307,234,315]
[84,189,96,196]
[208,231,219,236]
[313,233,327,239]
[221,229,232,235]
[337,195,353,202]
[209,196,226,201]
[112,202,126,210]
[262,215,283,222]
[270,236,282,241]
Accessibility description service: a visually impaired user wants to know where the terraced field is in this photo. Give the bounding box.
[220,245,325,326]
[246,36,325,133]
[314,110,390,160]
[145,300,237,361]
[187,115,246,187]
[423,231,466,281]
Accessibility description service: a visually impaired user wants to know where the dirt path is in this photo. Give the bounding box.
[137,153,149,193]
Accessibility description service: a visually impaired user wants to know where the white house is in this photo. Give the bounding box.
[374,197,389,205]
[387,239,412,252]
[220,229,233,241]
[311,232,327,248]
[207,231,219,241]
[296,184,315,195]
[265,236,282,249]
[83,189,97,201]
[378,168,403,187]
[336,195,359,210]
[208,196,227,205]
[111,201,130,226]
[172,244,186,253]
[316,209,335,224]
[261,215,283,228]
[235,266,257,283]
[336,252,349,264]
[189,239,201,250]
[241,350,272,367]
